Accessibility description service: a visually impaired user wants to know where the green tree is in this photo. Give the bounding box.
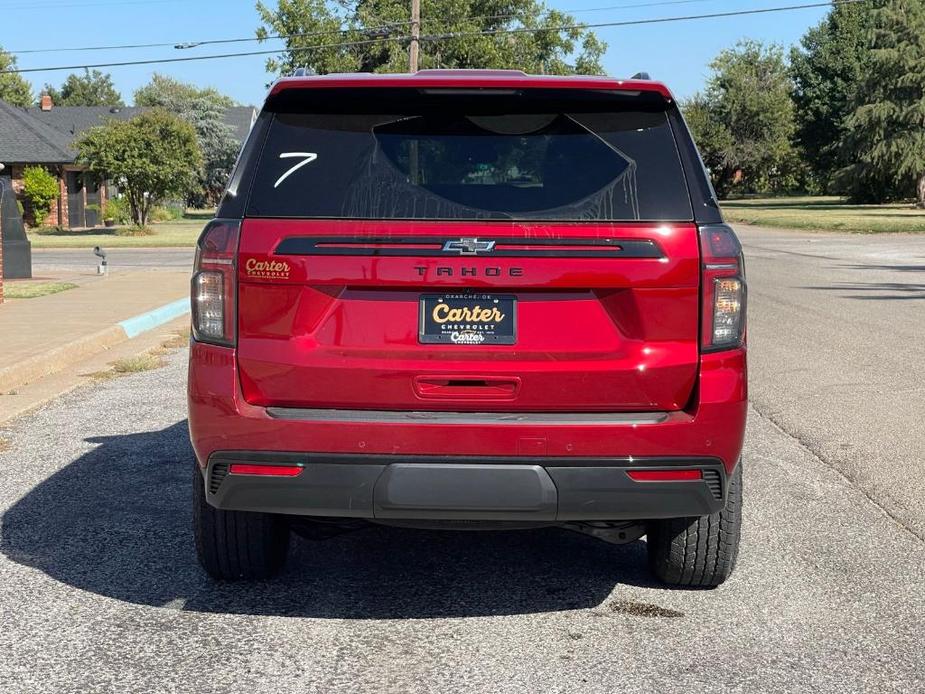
[21,165,59,226]
[44,69,124,107]
[133,73,235,108]
[790,3,876,191]
[838,0,925,206]
[75,110,202,227]
[255,0,606,77]
[177,95,240,205]
[0,45,33,107]
[683,40,797,198]
[683,93,735,195]
[133,74,239,206]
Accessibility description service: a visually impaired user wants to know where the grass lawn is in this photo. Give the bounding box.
[722,196,925,233]
[4,281,78,299]
[27,214,208,249]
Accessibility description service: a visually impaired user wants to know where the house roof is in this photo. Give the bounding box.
[0,99,74,164]
[0,99,257,166]
[26,105,256,141]
[25,105,145,138]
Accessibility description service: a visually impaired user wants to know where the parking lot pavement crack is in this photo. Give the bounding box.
[748,402,925,544]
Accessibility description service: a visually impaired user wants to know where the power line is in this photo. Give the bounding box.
[3,36,403,75]
[6,0,707,56]
[425,1,865,43]
[2,0,866,75]
[422,0,725,28]
[7,21,412,55]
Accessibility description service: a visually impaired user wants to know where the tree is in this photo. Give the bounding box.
[0,45,33,107]
[177,96,240,205]
[21,166,59,227]
[75,110,202,227]
[44,69,123,107]
[134,73,234,109]
[683,41,797,197]
[838,0,925,207]
[255,0,606,77]
[133,75,239,206]
[790,3,875,191]
[683,93,735,191]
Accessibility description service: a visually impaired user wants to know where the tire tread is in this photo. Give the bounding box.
[193,462,289,580]
[647,461,743,587]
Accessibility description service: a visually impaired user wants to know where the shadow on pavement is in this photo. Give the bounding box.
[838,263,925,274]
[801,281,925,300]
[1,421,657,619]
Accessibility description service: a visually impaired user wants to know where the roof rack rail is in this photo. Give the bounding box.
[631,72,651,80]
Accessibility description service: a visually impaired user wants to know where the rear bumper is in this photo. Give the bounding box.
[188,341,746,520]
[202,452,727,521]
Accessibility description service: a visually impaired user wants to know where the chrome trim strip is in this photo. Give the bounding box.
[265,408,669,425]
[273,236,666,259]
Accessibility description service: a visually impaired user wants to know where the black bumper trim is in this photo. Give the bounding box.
[204,452,728,522]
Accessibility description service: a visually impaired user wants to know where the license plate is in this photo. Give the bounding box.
[419,293,516,345]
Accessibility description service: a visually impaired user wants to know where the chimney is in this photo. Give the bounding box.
[40,93,53,111]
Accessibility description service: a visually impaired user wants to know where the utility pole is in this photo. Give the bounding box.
[410,0,420,72]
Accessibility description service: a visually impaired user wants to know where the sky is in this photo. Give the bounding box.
[0,0,830,107]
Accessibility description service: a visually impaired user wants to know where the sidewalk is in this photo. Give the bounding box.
[0,270,190,393]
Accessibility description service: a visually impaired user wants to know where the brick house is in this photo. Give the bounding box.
[0,95,256,228]
[0,96,81,227]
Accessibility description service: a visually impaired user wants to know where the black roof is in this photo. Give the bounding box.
[26,104,256,141]
[0,100,74,164]
[25,105,145,138]
[0,99,257,166]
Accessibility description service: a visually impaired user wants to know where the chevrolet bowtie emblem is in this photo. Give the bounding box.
[442,238,497,255]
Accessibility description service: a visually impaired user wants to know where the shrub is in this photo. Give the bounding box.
[104,196,130,223]
[149,203,184,222]
[22,166,59,226]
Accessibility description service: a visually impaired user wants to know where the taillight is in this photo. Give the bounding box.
[191,219,240,346]
[699,224,746,351]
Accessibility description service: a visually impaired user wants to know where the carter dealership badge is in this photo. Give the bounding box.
[245,258,291,279]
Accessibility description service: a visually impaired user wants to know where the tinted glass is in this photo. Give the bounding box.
[246,95,693,221]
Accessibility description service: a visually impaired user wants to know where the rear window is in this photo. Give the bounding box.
[246,89,693,222]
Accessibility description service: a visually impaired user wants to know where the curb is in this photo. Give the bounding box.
[119,298,190,338]
[0,298,190,393]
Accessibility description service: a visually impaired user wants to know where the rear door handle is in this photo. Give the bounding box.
[413,376,521,400]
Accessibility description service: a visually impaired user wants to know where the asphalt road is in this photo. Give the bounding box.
[738,225,925,539]
[31,248,195,275]
[1,226,924,693]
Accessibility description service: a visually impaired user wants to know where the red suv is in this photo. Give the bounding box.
[189,70,747,587]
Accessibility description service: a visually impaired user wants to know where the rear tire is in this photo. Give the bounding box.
[646,460,743,587]
[193,462,289,580]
